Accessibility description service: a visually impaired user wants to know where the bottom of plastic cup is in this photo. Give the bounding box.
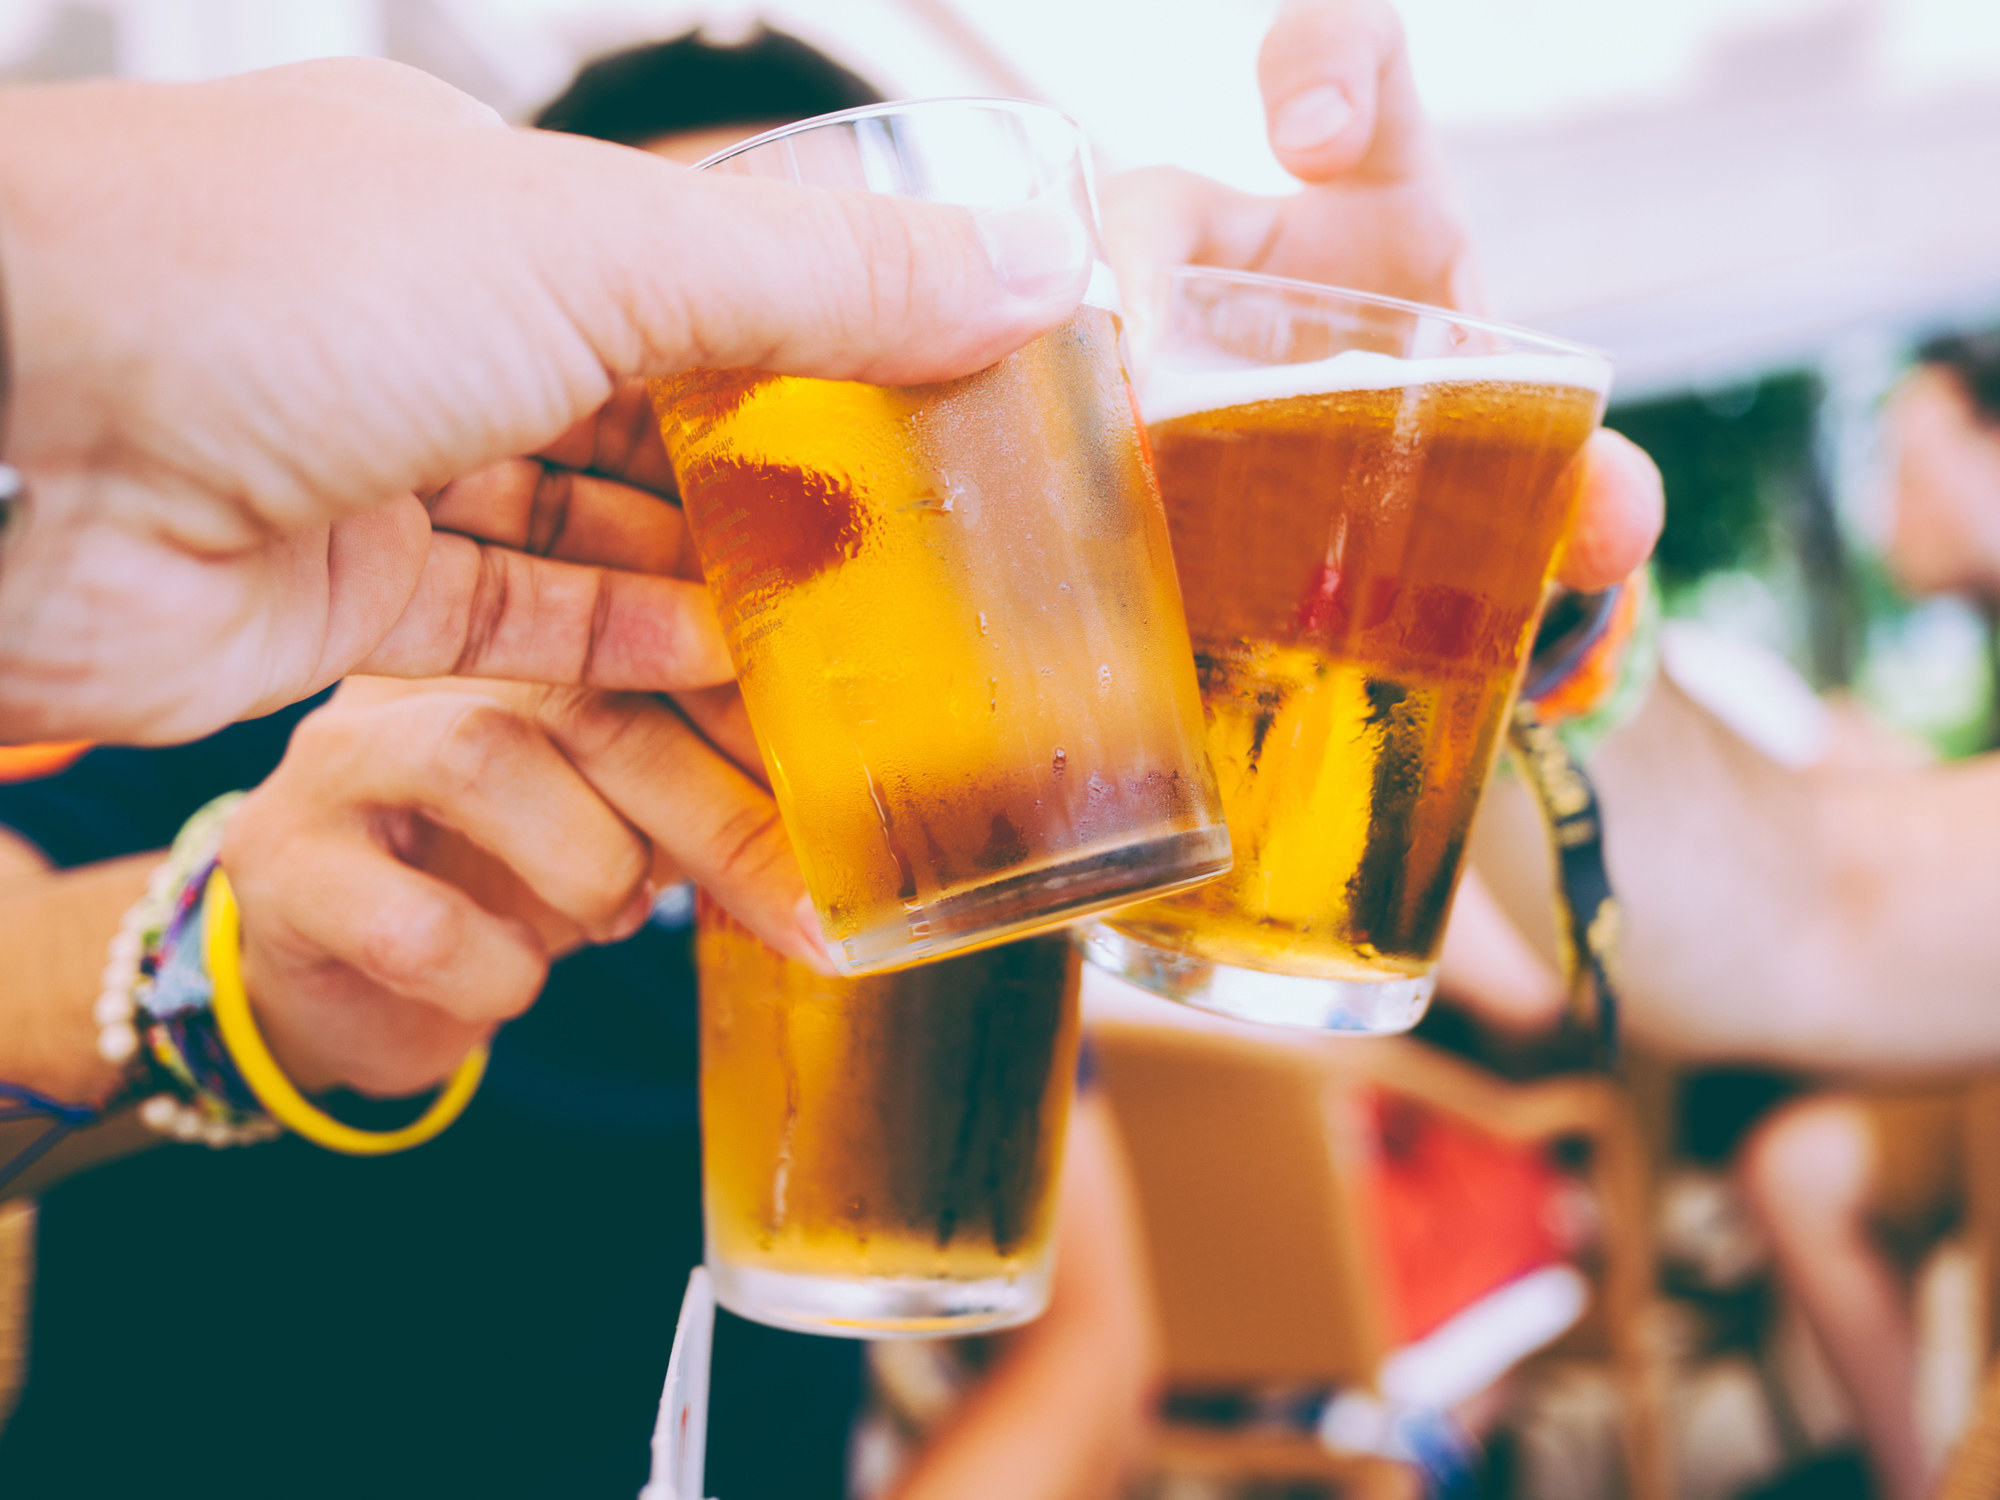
[831,824,1233,974]
[1076,921,1435,1034]
[707,1256,1053,1341]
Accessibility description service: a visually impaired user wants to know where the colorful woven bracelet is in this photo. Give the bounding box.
[98,793,488,1155]
[95,792,279,1146]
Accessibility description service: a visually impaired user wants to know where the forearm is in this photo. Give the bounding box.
[887,1100,1159,1500]
[1473,677,2000,1070]
[0,851,154,1103]
[1798,754,2000,1067]
[886,1316,1142,1500]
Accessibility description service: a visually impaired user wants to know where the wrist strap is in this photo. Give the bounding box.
[1505,703,1621,1070]
[204,868,488,1156]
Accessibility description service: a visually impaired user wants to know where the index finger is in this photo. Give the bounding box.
[355,536,731,690]
[525,688,832,971]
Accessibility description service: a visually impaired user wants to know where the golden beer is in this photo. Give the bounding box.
[651,100,1228,974]
[1085,270,1611,1030]
[656,301,1226,971]
[698,894,1081,1335]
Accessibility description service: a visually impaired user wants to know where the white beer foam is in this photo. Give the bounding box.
[1141,346,1610,426]
[1082,260,1123,316]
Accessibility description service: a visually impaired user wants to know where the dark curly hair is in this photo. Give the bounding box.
[533,26,882,148]
[1917,327,2000,427]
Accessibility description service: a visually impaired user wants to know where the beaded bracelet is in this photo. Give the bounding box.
[96,792,279,1147]
[97,793,489,1155]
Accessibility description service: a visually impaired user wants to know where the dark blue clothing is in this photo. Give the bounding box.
[0,701,862,1499]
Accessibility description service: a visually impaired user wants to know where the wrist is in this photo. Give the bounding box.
[0,853,151,1105]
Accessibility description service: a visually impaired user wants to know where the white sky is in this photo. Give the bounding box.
[4,0,1998,388]
[482,0,2000,189]
[8,1,1999,181]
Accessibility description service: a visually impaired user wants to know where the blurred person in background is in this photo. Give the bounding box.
[1886,329,2000,642]
[1468,327,2000,1500]
[1733,330,2000,1500]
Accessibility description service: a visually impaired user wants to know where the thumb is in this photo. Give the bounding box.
[1259,0,1426,183]
[535,135,1098,388]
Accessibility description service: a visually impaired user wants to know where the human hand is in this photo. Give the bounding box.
[0,59,1090,745]
[1101,0,1661,591]
[221,675,821,1096]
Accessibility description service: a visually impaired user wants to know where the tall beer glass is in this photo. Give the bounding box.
[652,102,1228,974]
[1082,269,1611,1031]
[697,894,1081,1337]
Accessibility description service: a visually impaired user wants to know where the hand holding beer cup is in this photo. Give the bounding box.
[0,61,1097,745]
[1100,0,1663,593]
[221,675,836,1097]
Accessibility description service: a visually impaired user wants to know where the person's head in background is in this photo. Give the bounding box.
[534,25,883,165]
[1885,327,2000,606]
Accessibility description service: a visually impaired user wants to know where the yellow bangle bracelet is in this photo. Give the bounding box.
[204,868,488,1157]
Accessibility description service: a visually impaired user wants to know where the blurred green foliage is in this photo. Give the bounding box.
[1605,373,1822,595]
[1606,368,1998,755]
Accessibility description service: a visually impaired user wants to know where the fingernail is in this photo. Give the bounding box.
[610,883,656,942]
[976,199,1090,301]
[790,895,842,976]
[1271,83,1356,153]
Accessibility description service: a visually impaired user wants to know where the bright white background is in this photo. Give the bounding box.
[4,0,1999,394]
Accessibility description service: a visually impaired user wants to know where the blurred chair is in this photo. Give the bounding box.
[1969,1081,2000,1372]
[1091,1017,1671,1500]
[1941,1359,2000,1500]
[1938,1081,2000,1500]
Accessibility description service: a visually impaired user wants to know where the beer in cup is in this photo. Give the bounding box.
[652,102,1228,974]
[697,893,1080,1336]
[1081,268,1611,1031]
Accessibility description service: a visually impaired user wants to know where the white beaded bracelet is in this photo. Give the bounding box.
[98,797,279,1149]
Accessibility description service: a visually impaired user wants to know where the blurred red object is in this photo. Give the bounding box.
[1364,1092,1566,1345]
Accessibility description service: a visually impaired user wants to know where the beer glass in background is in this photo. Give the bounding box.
[652,101,1229,974]
[1082,269,1611,1032]
[697,893,1081,1336]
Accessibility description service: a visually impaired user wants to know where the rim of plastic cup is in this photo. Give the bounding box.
[691,96,1085,173]
[1163,263,1611,367]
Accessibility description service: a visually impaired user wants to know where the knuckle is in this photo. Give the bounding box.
[707,803,789,884]
[451,549,513,675]
[279,704,358,776]
[346,1031,473,1099]
[543,688,659,765]
[526,465,575,557]
[430,698,536,800]
[835,195,920,342]
[356,897,465,993]
[568,853,648,933]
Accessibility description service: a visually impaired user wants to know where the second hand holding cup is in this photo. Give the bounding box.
[651,100,1230,975]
